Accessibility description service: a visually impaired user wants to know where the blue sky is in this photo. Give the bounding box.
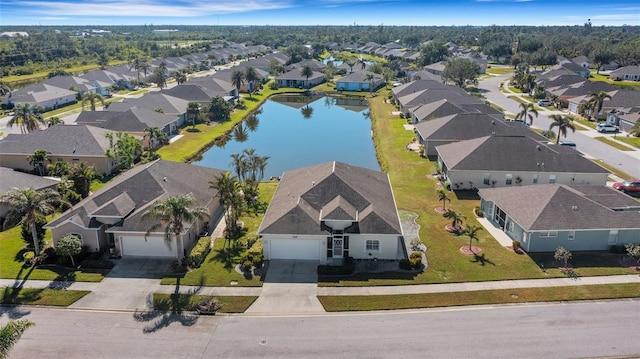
[0,0,638,26]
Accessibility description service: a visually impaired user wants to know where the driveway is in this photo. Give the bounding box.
[245,260,325,315]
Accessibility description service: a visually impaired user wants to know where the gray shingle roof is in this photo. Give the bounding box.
[259,162,402,236]
[412,99,502,122]
[77,108,177,132]
[0,167,59,194]
[0,125,114,156]
[414,114,532,142]
[478,184,640,231]
[107,93,189,115]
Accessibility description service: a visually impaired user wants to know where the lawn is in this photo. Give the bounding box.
[3,60,128,86]
[160,182,277,287]
[318,283,640,311]
[152,293,257,313]
[1,287,90,306]
[572,117,597,130]
[486,67,514,76]
[594,136,635,151]
[591,159,635,180]
[616,135,640,149]
[0,222,105,282]
[589,72,640,90]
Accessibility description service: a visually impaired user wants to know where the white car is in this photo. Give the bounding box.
[596,123,618,133]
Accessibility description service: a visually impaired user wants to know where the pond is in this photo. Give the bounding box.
[193,95,380,179]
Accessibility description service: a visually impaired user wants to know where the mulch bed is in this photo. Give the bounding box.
[445,224,463,233]
[434,207,448,214]
[459,246,482,256]
[506,246,526,255]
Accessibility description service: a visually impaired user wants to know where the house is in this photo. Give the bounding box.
[614,111,640,133]
[0,167,59,224]
[43,75,110,96]
[436,135,609,190]
[211,67,268,93]
[478,184,640,252]
[161,81,236,104]
[258,162,404,264]
[609,66,640,82]
[411,99,502,124]
[335,71,385,92]
[276,69,325,88]
[0,125,126,175]
[557,62,591,78]
[107,92,189,118]
[424,61,447,76]
[45,159,224,261]
[285,59,326,73]
[571,56,591,69]
[81,69,136,90]
[392,80,484,117]
[567,89,640,120]
[2,83,77,110]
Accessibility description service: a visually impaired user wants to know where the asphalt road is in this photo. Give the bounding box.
[6,299,640,358]
[479,74,640,179]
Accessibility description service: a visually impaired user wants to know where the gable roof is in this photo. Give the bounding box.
[107,93,189,115]
[437,135,609,174]
[46,160,224,231]
[414,114,532,142]
[412,99,502,122]
[76,108,178,132]
[392,79,449,98]
[336,71,383,84]
[0,167,59,194]
[259,162,402,236]
[6,83,77,104]
[0,125,115,156]
[479,184,640,231]
[276,69,325,81]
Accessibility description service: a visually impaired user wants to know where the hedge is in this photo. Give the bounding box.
[188,236,212,268]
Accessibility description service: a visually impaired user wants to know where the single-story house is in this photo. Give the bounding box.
[335,71,385,92]
[285,59,326,73]
[609,66,640,82]
[161,81,236,104]
[436,135,609,190]
[45,159,224,261]
[424,61,446,76]
[479,184,640,252]
[0,167,60,224]
[258,161,405,264]
[411,99,502,124]
[276,69,325,89]
[2,83,77,110]
[106,92,189,118]
[615,111,640,133]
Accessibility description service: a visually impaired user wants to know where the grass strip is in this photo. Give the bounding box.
[615,135,640,149]
[319,283,640,311]
[594,136,635,151]
[152,293,257,313]
[1,287,90,306]
[592,159,635,180]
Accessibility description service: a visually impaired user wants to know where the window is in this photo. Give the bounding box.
[483,174,490,186]
[532,174,538,184]
[72,158,80,163]
[506,174,513,185]
[365,240,380,252]
[549,174,557,184]
[539,231,558,238]
[568,231,575,241]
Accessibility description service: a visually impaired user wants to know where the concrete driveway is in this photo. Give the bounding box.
[245,260,325,315]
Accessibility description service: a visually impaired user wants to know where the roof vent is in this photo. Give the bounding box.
[163,176,168,182]
[536,145,541,151]
[312,181,315,186]
[572,205,578,211]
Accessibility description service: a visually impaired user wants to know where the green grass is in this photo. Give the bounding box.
[589,72,640,90]
[616,135,640,149]
[507,86,523,94]
[594,136,635,151]
[591,159,635,180]
[152,293,258,313]
[160,182,277,287]
[572,117,597,130]
[507,95,526,104]
[318,283,640,311]
[1,287,90,306]
[486,67,514,76]
[0,222,105,282]
[3,61,128,86]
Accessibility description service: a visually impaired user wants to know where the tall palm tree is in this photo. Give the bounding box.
[144,127,167,149]
[81,91,106,111]
[174,70,187,85]
[141,194,208,266]
[27,149,51,176]
[186,102,200,130]
[462,224,483,251]
[549,114,576,144]
[67,162,96,198]
[139,61,151,83]
[244,66,259,98]
[229,153,246,181]
[437,189,450,210]
[8,103,45,133]
[0,319,34,359]
[580,100,595,120]
[209,172,243,242]
[152,66,167,89]
[231,70,244,103]
[46,117,64,127]
[443,209,465,232]
[588,91,612,120]
[300,65,313,88]
[0,188,67,256]
[515,102,538,126]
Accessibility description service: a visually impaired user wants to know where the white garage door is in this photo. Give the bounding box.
[269,239,321,260]
[120,236,175,257]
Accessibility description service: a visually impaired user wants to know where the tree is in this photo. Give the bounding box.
[462,224,483,251]
[207,97,232,123]
[97,52,109,69]
[591,48,614,74]
[419,41,449,66]
[174,70,187,85]
[365,73,376,95]
[104,131,142,170]
[67,162,96,198]
[27,149,51,176]
[209,172,244,241]
[629,121,640,137]
[129,56,146,83]
[441,58,480,88]
[268,59,284,75]
[46,117,64,127]
[588,91,612,120]
[8,103,45,133]
[0,188,66,256]
[301,105,314,120]
[437,189,450,210]
[81,91,106,111]
[244,66,259,98]
[55,234,82,267]
[0,319,34,359]
[141,194,208,266]
[300,65,313,88]
[186,102,201,129]
[515,102,539,126]
[549,114,576,144]
[144,127,167,149]
[443,209,465,232]
[625,244,640,266]
[554,246,572,268]
[152,66,168,89]
[231,70,244,102]
[0,80,11,96]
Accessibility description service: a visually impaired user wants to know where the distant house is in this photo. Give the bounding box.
[81,69,136,90]
[479,184,640,252]
[107,92,189,118]
[285,59,326,73]
[392,80,484,117]
[411,99,502,124]
[45,160,224,261]
[614,111,640,133]
[570,56,591,69]
[161,80,236,104]
[558,62,591,78]
[0,167,59,223]
[335,71,385,92]
[0,125,129,175]
[258,162,404,264]
[424,61,447,76]
[2,83,77,110]
[609,66,640,82]
[276,69,325,88]
[436,135,609,190]
[43,75,110,96]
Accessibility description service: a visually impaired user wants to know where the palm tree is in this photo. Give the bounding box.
[8,103,45,133]
[81,91,106,111]
[129,56,145,83]
[0,80,11,96]
[244,66,259,98]
[514,102,538,126]
[229,153,246,181]
[462,224,483,251]
[365,73,375,95]
[175,70,187,85]
[549,114,576,144]
[141,194,208,266]
[437,189,450,210]
[588,91,612,120]
[300,65,313,88]
[186,102,200,130]
[301,104,314,119]
[345,59,356,73]
[144,127,167,149]
[443,209,465,232]
[629,121,640,137]
[580,100,595,120]
[139,61,151,83]
[209,172,243,242]
[27,149,51,176]
[0,319,34,359]
[0,188,67,256]
[152,66,168,89]
[231,70,244,103]
[67,162,96,198]
[46,117,64,127]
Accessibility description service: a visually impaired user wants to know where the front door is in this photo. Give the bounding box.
[333,237,343,258]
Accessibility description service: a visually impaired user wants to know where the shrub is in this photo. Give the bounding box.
[409,256,421,269]
[23,251,35,265]
[242,260,253,272]
[475,207,484,217]
[444,181,451,191]
[188,236,212,268]
[410,251,422,260]
[512,240,522,252]
[269,82,279,90]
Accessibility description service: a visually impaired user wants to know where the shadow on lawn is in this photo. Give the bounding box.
[471,253,495,266]
[210,239,246,269]
[530,251,630,270]
[319,270,419,283]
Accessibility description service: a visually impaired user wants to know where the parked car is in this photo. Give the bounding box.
[596,123,619,133]
[559,141,576,149]
[537,99,553,106]
[612,179,640,193]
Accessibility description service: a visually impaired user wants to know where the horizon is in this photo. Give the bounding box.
[1,0,639,27]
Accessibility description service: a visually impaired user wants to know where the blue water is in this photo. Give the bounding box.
[193,95,379,179]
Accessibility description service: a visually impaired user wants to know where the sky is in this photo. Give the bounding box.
[0,0,638,27]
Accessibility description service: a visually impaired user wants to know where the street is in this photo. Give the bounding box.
[5,299,640,358]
